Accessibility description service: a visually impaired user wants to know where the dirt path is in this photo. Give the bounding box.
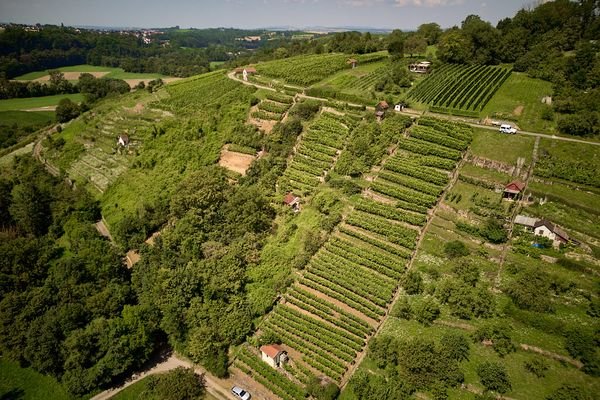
[90,353,239,400]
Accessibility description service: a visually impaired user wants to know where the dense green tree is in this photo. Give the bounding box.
[477,362,512,394]
[404,35,427,57]
[440,332,470,362]
[546,384,592,400]
[473,321,516,357]
[9,181,52,236]
[147,367,206,400]
[437,30,472,64]
[55,98,81,122]
[505,269,554,312]
[387,29,405,59]
[444,240,469,258]
[412,296,441,326]
[402,271,424,295]
[417,23,442,45]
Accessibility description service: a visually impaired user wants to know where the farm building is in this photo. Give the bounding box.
[117,133,130,147]
[394,103,405,112]
[283,192,301,212]
[514,215,538,230]
[409,61,431,73]
[260,344,288,369]
[234,67,257,74]
[376,100,389,111]
[503,180,525,200]
[533,220,569,246]
[375,110,385,122]
[347,58,358,69]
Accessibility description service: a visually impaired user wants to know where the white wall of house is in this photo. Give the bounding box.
[535,225,556,242]
[261,352,278,369]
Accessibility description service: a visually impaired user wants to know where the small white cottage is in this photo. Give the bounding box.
[260,344,287,369]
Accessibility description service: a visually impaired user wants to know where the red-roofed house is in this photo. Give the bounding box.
[376,100,389,111]
[260,344,288,369]
[283,192,300,212]
[503,180,525,200]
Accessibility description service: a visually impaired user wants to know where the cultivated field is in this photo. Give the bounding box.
[255,52,387,86]
[235,116,474,397]
[408,64,512,117]
[13,64,179,88]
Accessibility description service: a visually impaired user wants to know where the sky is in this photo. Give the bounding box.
[0,0,536,30]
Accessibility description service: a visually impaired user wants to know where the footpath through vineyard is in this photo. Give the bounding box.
[234,115,474,400]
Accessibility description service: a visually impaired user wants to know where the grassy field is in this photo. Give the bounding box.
[0,110,54,126]
[14,64,166,81]
[0,93,84,111]
[481,72,555,133]
[470,127,535,164]
[0,359,73,400]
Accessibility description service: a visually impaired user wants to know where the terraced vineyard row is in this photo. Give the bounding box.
[278,112,350,194]
[236,117,473,395]
[252,91,295,121]
[255,52,387,86]
[407,64,511,116]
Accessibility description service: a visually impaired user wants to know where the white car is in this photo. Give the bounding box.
[499,124,517,134]
[232,386,251,400]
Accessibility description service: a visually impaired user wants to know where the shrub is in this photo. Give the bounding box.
[477,362,511,394]
[402,271,424,295]
[391,296,412,320]
[473,322,516,357]
[546,384,592,400]
[524,358,549,378]
[440,332,470,362]
[412,296,440,326]
[444,240,469,258]
[56,98,81,123]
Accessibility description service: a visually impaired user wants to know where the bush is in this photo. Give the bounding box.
[546,384,592,400]
[402,271,424,295]
[391,296,412,320]
[444,240,469,258]
[473,322,516,357]
[524,358,549,378]
[440,332,470,362]
[412,296,440,326]
[55,98,81,123]
[477,361,511,394]
[482,218,507,243]
[306,377,339,400]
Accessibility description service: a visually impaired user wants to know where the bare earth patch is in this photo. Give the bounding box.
[218,146,256,175]
[34,71,109,81]
[248,104,278,133]
[513,105,524,116]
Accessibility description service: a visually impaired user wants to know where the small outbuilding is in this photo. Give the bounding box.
[118,133,130,147]
[533,220,569,246]
[376,100,389,111]
[394,103,405,112]
[503,180,525,200]
[375,110,385,122]
[514,215,538,231]
[409,61,431,73]
[260,344,288,369]
[347,58,358,69]
[283,192,301,212]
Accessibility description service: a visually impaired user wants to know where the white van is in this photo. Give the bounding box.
[499,124,517,134]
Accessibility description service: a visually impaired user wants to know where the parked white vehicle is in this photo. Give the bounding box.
[499,124,517,134]
[232,386,251,400]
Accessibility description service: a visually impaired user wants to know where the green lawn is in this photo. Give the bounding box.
[0,359,73,400]
[0,110,54,126]
[460,163,512,184]
[0,94,84,111]
[470,127,535,164]
[481,72,555,133]
[528,180,600,212]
